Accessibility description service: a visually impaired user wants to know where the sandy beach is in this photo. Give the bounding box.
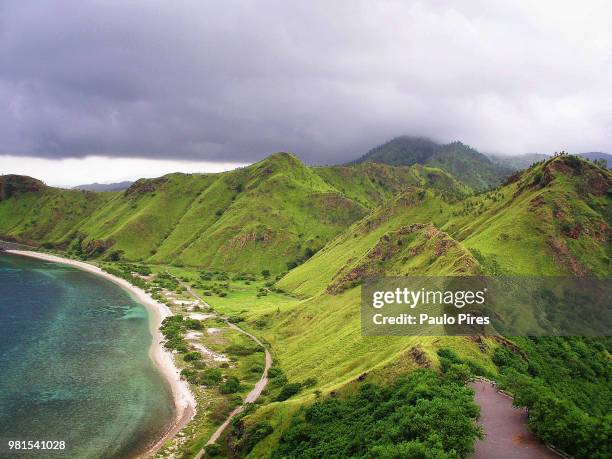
[5,250,196,458]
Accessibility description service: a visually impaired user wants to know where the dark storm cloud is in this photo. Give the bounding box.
[1,0,611,164]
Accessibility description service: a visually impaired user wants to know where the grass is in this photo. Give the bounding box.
[2,154,610,458]
[3,154,460,274]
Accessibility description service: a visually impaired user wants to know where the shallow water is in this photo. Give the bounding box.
[0,253,175,458]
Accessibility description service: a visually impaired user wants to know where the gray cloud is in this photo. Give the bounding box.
[1,0,611,164]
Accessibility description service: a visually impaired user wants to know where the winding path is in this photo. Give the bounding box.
[469,380,558,459]
[177,280,272,457]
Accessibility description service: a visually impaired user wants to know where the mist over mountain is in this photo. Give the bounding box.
[488,152,611,170]
[353,136,513,190]
[578,152,611,168]
[487,153,550,170]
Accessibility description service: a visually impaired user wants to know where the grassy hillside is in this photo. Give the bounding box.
[229,155,611,457]
[354,136,513,190]
[281,154,610,297]
[279,188,472,298]
[0,175,115,246]
[0,154,460,273]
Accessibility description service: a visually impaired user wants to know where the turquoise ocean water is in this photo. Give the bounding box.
[0,253,175,458]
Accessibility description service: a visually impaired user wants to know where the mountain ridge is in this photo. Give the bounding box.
[353,136,513,190]
[74,181,134,192]
[488,152,611,170]
[0,154,466,273]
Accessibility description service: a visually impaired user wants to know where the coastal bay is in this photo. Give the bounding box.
[0,251,195,458]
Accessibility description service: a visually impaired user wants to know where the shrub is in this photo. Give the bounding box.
[220,376,241,394]
[275,383,302,401]
[205,443,221,456]
[268,367,283,378]
[250,364,264,373]
[201,368,223,386]
[226,344,258,356]
[192,360,207,370]
[185,319,202,330]
[446,363,472,384]
[184,351,202,362]
[496,337,611,458]
[301,377,317,389]
[492,347,527,372]
[237,422,273,455]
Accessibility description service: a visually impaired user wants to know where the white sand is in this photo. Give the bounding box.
[188,312,215,320]
[185,331,202,339]
[173,299,198,306]
[6,250,196,457]
[190,342,229,362]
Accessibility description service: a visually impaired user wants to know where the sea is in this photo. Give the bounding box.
[0,253,175,458]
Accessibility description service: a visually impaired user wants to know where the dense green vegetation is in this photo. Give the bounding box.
[271,369,481,458]
[494,337,611,458]
[353,136,512,190]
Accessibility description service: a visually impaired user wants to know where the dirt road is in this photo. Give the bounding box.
[178,281,272,457]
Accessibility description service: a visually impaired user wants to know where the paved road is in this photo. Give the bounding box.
[470,380,558,459]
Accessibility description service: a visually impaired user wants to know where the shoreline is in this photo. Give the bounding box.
[4,249,197,458]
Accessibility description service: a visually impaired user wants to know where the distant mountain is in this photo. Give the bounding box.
[489,152,611,171]
[74,181,133,192]
[353,136,513,190]
[488,153,549,170]
[578,152,611,168]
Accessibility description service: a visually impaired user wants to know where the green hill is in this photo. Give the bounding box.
[282,153,610,299]
[240,155,610,457]
[0,154,464,273]
[354,136,513,190]
[0,175,115,246]
[275,154,611,384]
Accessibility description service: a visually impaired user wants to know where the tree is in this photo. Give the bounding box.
[220,376,240,394]
[201,368,222,386]
[273,370,481,458]
[108,250,123,261]
[275,383,302,401]
[184,351,202,362]
[446,363,472,384]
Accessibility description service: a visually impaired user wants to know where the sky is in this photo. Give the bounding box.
[1,1,611,185]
